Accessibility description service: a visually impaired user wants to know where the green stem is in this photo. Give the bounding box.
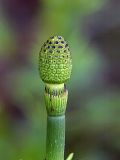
[46,115,65,160]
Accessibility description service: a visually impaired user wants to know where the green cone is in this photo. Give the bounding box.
[39,35,72,84]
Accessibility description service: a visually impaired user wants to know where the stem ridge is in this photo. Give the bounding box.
[46,116,65,160]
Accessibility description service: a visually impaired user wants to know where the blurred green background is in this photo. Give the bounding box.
[0,0,120,159]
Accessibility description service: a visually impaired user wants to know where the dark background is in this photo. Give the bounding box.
[0,0,120,159]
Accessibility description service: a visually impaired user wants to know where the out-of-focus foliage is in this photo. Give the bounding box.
[0,0,120,159]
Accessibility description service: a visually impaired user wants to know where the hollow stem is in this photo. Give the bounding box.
[46,115,65,160]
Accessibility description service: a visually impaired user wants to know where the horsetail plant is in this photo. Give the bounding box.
[39,35,73,160]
